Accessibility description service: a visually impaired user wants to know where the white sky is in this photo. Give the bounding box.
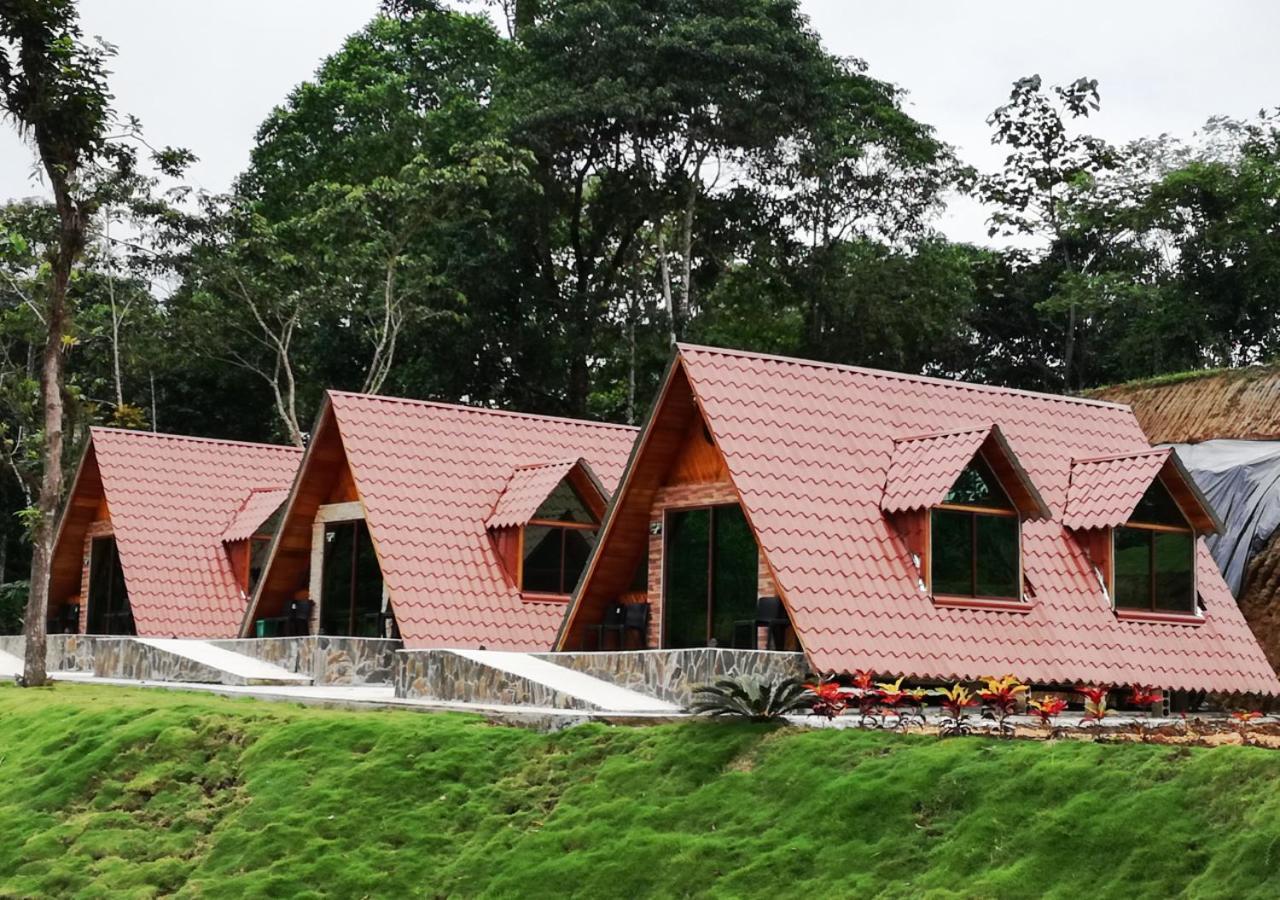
[2,0,1277,245]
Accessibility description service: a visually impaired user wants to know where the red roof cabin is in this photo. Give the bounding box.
[240,391,638,649]
[557,345,1280,698]
[48,428,303,638]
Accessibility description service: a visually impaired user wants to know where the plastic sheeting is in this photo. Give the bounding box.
[1170,439,1280,595]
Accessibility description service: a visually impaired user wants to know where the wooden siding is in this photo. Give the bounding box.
[49,443,106,623]
[561,359,776,651]
[244,403,353,629]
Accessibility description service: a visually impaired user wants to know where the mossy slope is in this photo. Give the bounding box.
[2,683,1279,898]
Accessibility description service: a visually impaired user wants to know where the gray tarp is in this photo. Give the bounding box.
[1170,439,1280,595]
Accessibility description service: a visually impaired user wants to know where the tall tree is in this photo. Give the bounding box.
[0,0,188,684]
[977,75,1119,389]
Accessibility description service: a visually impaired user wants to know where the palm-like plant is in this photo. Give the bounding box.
[689,676,813,721]
[938,683,979,737]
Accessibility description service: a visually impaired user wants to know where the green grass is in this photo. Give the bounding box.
[3,685,1280,898]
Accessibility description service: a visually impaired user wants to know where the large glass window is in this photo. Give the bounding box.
[1113,481,1196,613]
[521,479,599,595]
[930,457,1020,601]
[86,536,134,635]
[321,520,388,636]
[663,504,759,648]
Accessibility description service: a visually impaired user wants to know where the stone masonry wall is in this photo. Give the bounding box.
[395,649,599,710]
[0,634,95,672]
[537,647,809,707]
[209,636,400,685]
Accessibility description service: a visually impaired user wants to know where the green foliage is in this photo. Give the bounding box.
[0,580,24,632]
[689,676,812,720]
[6,685,1280,897]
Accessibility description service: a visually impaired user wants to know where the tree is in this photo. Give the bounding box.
[977,75,1120,388]
[0,0,189,685]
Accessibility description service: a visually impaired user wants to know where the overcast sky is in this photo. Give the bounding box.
[2,1,1277,245]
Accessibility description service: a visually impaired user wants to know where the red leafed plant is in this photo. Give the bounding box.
[1231,710,1263,724]
[979,675,1029,736]
[806,679,847,720]
[849,669,884,727]
[1129,685,1164,709]
[1076,685,1112,727]
[1028,697,1068,728]
[937,683,979,737]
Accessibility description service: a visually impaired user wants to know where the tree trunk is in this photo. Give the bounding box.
[23,239,70,687]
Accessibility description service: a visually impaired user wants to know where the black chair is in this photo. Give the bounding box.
[49,603,80,635]
[619,602,650,650]
[285,600,314,637]
[590,602,625,650]
[733,596,791,650]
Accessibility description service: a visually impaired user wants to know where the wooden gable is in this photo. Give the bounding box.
[240,401,357,630]
[48,442,107,615]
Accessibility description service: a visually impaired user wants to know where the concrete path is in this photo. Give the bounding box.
[450,649,679,713]
[135,639,311,686]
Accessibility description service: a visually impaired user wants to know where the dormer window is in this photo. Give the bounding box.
[929,457,1020,601]
[520,480,599,596]
[1113,480,1195,614]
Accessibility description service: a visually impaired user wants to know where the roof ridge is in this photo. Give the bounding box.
[676,343,1134,412]
[892,425,992,443]
[91,427,303,455]
[325,390,640,434]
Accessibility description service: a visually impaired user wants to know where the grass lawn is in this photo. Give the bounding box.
[2,683,1280,898]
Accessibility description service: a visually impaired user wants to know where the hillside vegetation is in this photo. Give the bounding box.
[2,683,1279,898]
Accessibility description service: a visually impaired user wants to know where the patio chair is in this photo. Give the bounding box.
[50,603,80,635]
[589,602,625,650]
[619,601,650,650]
[732,595,790,650]
[285,600,314,637]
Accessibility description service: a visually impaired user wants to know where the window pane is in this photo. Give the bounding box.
[710,505,760,648]
[975,515,1019,599]
[522,525,563,593]
[353,521,385,635]
[1113,527,1152,609]
[931,509,973,596]
[533,479,596,524]
[1153,530,1195,613]
[1130,481,1185,527]
[944,457,1013,509]
[664,509,711,648]
[562,528,598,595]
[321,521,357,635]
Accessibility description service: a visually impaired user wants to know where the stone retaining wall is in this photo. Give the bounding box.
[535,648,809,706]
[209,637,400,685]
[395,650,596,710]
[92,638,232,684]
[0,634,95,672]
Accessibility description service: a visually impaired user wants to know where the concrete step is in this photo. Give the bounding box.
[94,638,312,686]
[399,648,679,713]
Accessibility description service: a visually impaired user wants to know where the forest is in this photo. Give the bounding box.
[1,0,1279,625]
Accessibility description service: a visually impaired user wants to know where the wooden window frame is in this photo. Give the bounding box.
[519,519,599,600]
[926,452,1025,605]
[1110,517,1198,617]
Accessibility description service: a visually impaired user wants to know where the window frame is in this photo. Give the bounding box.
[518,518,600,599]
[926,454,1024,605]
[1109,480,1198,616]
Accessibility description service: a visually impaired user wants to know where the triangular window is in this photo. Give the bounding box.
[943,457,1013,510]
[533,479,597,525]
[1128,480,1187,528]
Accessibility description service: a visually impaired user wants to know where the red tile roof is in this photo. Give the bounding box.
[327,393,637,650]
[87,428,302,637]
[674,344,1279,695]
[1063,450,1172,530]
[882,427,990,513]
[221,487,290,543]
[486,458,590,529]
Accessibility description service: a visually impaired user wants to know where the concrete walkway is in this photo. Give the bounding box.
[449,649,680,713]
